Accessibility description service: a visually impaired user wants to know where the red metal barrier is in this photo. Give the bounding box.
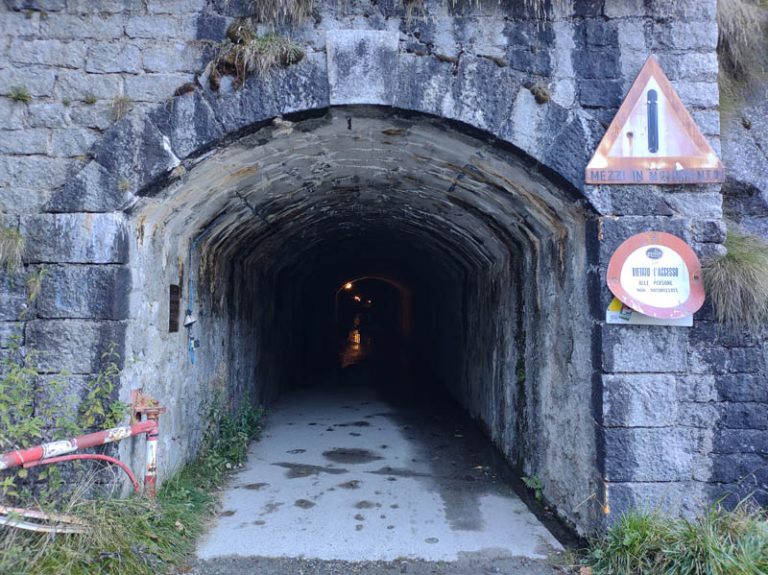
[0,391,166,497]
[23,454,140,494]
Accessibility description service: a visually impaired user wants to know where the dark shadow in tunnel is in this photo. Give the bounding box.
[298,271,423,399]
[147,109,599,533]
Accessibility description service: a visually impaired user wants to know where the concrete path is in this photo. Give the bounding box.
[195,385,563,567]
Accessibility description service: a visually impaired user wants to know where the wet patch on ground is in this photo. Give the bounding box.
[322,448,383,464]
[338,480,362,489]
[368,466,430,478]
[274,462,348,478]
[261,502,284,515]
[354,500,378,509]
[295,499,316,509]
[333,421,371,427]
[219,510,236,517]
[242,482,269,490]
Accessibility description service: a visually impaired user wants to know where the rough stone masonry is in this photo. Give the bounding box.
[0,0,765,535]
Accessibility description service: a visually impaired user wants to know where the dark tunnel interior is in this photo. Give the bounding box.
[128,108,599,528]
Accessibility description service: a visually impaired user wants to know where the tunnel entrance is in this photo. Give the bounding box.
[123,107,601,532]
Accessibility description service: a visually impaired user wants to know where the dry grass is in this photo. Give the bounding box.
[210,24,305,89]
[251,0,313,23]
[111,96,132,122]
[0,220,24,272]
[718,0,768,78]
[703,225,768,328]
[717,0,768,113]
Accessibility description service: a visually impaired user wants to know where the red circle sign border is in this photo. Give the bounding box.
[606,231,706,319]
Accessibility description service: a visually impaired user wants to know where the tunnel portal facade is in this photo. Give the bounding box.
[1,0,742,535]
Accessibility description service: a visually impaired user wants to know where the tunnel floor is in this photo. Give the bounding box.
[195,371,562,565]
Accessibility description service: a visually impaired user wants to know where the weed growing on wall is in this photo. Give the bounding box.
[7,86,31,104]
[209,22,304,90]
[0,345,127,502]
[0,217,24,272]
[717,0,768,115]
[251,0,313,23]
[78,347,127,430]
[703,225,768,328]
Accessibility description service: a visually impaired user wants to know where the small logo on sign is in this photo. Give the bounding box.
[646,247,663,260]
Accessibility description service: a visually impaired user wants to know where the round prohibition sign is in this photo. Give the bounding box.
[606,231,705,319]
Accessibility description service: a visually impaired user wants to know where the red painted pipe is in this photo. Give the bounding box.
[0,421,155,474]
[23,453,141,494]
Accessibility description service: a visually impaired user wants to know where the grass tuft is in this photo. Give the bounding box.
[0,220,25,272]
[717,0,768,116]
[210,28,304,90]
[111,96,132,121]
[703,225,768,328]
[588,503,768,575]
[7,86,31,104]
[251,0,313,24]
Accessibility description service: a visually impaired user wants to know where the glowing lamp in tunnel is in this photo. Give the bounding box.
[353,295,362,302]
[344,282,353,290]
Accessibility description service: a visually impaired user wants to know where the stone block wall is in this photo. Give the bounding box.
[0,0,755,533]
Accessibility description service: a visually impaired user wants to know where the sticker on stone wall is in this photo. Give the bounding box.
[585,55,724,185]
[606,231,705,319]
[606,297,693,326]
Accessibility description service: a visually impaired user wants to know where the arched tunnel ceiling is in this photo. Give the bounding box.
[133,107,592,284]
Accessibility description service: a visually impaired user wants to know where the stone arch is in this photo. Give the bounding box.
[34,32,612,532]
[97,103,603,533]
[46,28,604,216]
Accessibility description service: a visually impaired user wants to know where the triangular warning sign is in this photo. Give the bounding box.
[585,55,724,185]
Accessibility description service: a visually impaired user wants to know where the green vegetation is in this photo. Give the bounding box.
[0,347,127,501]
[7,86,31,104]
[0,395,263,575]
[25,267,46,305]
[83,93,97,105]
[0,220,24,272]
[703,225,768,328]
[587,503,768,575]
[210,23,304,90]
[522,475,544,501]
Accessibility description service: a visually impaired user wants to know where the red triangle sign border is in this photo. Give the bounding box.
[585,55,725,185]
